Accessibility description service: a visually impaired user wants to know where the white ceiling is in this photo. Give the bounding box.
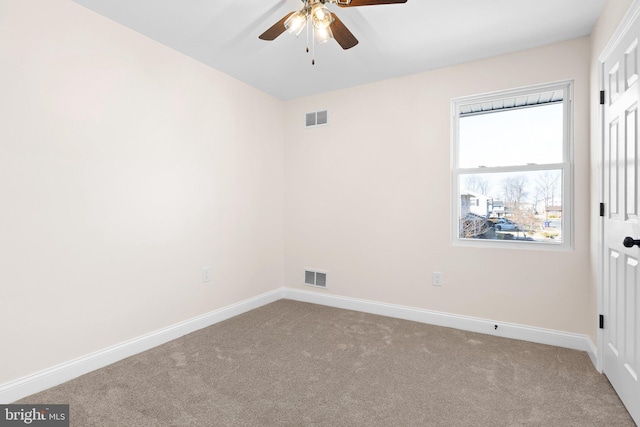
[72,0,606,100]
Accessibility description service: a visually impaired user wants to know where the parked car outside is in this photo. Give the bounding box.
[494,218,519,231]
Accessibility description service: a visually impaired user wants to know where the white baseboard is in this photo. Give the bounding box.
[282,288,598,365]
[1,286,599,403]
[0,289,282,404]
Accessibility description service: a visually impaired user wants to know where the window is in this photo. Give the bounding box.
[451,81,573,249]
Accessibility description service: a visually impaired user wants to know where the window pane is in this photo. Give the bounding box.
[459,103,564,168]
[459,170,563,243]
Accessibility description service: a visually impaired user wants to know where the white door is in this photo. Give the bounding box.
[602,12,640,425]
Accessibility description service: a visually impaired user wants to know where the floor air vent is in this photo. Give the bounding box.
[304,269,328,288]
[305,110,328,128]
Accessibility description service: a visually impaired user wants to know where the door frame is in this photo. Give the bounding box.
[597,0,640,374]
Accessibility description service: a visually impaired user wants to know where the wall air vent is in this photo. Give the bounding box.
[304,269,328,288]
[305,110,328,128]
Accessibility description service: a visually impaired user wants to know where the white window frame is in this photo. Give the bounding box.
[451,80,574,251]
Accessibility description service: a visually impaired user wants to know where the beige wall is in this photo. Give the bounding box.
[284,37,594,338]
[0,0,284,384]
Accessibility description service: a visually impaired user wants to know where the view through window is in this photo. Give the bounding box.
[452,82,572,247]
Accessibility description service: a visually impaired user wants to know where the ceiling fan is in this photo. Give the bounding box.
[259,0,408,61]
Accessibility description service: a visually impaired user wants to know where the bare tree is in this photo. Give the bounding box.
[502,174,528,211]
[532,190,543,215]
[535,171,560,208]
[464,175,490,195]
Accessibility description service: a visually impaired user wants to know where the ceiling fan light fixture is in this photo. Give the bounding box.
[285,11,307,36]
[260,0,405,54]
[311,4,333,29]
[314,25,333,44]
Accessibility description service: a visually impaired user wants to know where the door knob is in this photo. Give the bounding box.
[623,237,640,248]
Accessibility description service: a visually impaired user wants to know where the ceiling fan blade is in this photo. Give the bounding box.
[258,12,295,41]
[330,14,359,50]
[337,0,407,7]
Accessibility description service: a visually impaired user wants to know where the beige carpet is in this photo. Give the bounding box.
[17,300,635,426]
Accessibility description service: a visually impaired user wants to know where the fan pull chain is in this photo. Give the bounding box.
[312,27,316,65]
[303,15,315,65]
[306,16,310,54]
[312,17,317,65]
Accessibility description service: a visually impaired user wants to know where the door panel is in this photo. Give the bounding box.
[626,105,638,221]
[609,119,620,217]
[624,256,638,379]
[608,250,620,355]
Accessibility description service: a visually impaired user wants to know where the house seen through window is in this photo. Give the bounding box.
[452,81,573,248]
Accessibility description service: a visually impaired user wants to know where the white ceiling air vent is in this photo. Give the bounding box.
[304,269,327,288]
[305,110,328,128]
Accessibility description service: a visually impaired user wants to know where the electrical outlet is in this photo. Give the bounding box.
[202,267,211,283]
[432,272,443,286]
